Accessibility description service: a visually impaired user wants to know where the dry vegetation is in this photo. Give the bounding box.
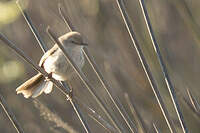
[0,0,200,132]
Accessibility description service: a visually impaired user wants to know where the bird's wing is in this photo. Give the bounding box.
[44,81,53,94]
[39,45,58,67]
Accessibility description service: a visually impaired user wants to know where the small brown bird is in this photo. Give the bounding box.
[16,32,87,98]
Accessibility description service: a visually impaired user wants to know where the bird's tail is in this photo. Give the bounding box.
[16,73,53,98]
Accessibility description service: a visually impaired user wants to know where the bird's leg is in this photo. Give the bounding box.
[65,81,73,101]
[60,81,73,100]
[44,72,53,81]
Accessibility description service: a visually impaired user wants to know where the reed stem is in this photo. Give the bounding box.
[115,0,176,132]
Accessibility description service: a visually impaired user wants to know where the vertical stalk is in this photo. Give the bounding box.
[124,93,148,133]
[47,28,123,133]
[115,0,176,132]
[137,0,188,132]
[0,93,25,133]
[58,5,136,132]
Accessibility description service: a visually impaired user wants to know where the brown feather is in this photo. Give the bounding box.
[16,73,44,91]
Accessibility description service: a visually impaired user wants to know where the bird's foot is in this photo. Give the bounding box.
[45,72,53,81]
[66,89,73,101]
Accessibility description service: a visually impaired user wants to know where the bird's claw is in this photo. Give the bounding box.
[66,88,73,101]
[45,72,53,81]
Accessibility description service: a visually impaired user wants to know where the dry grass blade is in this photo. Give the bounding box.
[153,123,160,133]
[58,5,137,132]
[33,100,79,133]
[115,97,138,132]
[115,0,176,132]
[182,97,200,119]
[0,93,25,133]
[46,27,123,133]
[82,48,137,133]
[169,0,200,48]
[137,0,188,132]
[186,89,200,112]
[124,93,148,133]
[75,98,116,133]
[16,0,48,52]
[58,3,75,32]
[68,99,91,133]
[89,115,111,133]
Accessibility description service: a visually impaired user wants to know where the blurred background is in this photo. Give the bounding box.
[0,0,200,132]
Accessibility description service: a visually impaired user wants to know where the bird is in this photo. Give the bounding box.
[16,31,87,98]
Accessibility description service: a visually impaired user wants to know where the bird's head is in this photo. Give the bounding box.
[58,32,88,48]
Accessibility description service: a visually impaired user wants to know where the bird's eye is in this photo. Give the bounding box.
[71,40,76,43]
[71,40,79,45]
